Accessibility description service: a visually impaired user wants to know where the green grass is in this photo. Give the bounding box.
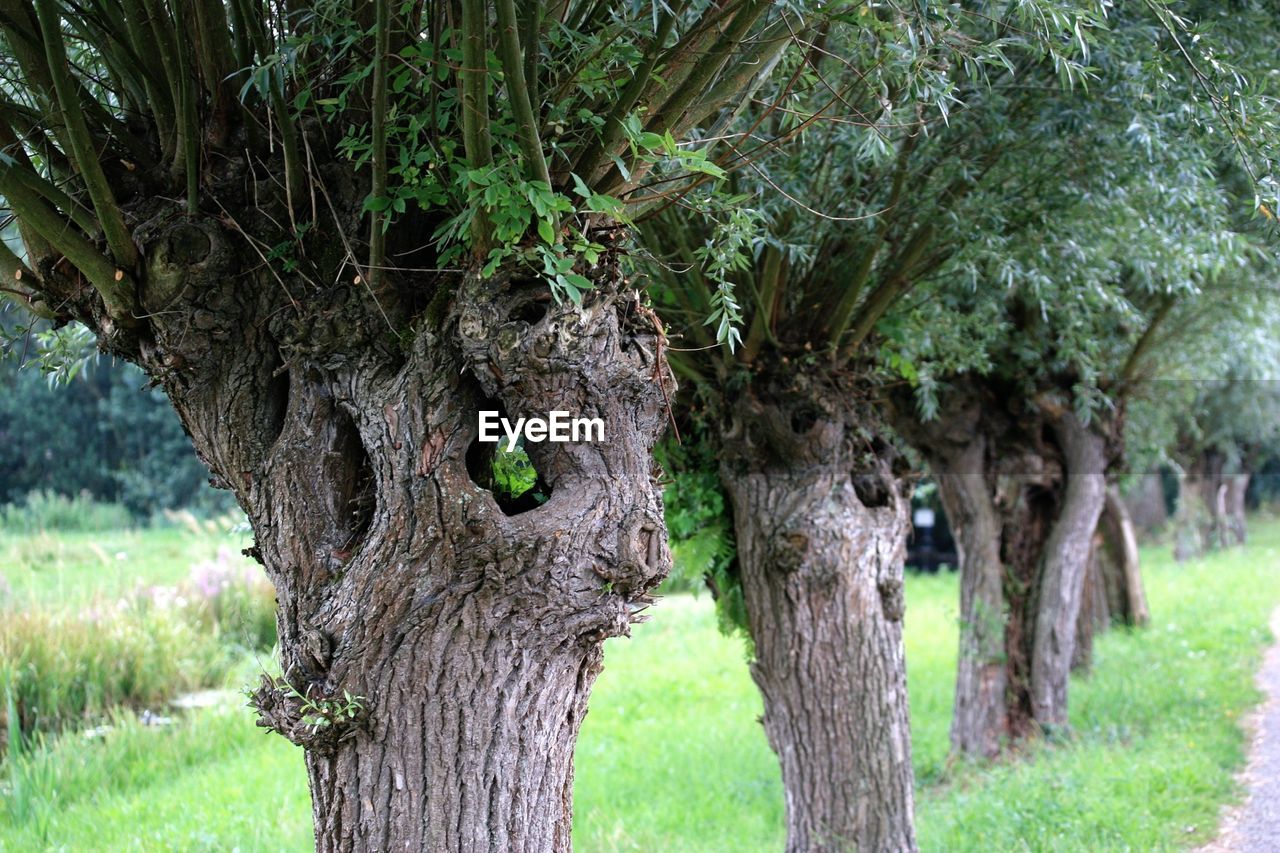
[0,526,251,609]
[2,522,1277,851]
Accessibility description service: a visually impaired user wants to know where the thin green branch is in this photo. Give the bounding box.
[34,0,138,269]
[117,0,176,156]
[840,224,936,358]
[495,0,552,193]
[460,0,493,253]
[0,159,134,317]
[1120,293,1177,385]
[824,132,920,347]
[368,0,390,291]
[0,230,36,283]
[169,0,200,214]
[237,0,303,205]
[739,243,785,364]
[138,0,184,154]
[574,8,677,181]
[644,0,766,135]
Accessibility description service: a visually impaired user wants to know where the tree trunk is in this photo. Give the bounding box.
[1172,466,1205,561]
[932,435,1007,758]
[1073,484,1147,672]
[1072,537,1109,674]
[1028,410,1108,729]
[1176,449,1245,556]
[1123,470,1168,534]
[128,213,673,850]
[1225,472,1250,546]
[890,385,1115,755]
[720,382,916,852]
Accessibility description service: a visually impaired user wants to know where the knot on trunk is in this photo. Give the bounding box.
[878,578,905,622]
[602,507,670,595]
[248,673,368,755]
[771,530,810,574]
[135,210,236,314]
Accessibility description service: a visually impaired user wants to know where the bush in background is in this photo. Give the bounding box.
[0,358,233,520]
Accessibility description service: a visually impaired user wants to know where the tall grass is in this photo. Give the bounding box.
[0,547,276,755]
[0,491,132,534]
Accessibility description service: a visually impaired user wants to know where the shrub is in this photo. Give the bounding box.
[0,358,234,519]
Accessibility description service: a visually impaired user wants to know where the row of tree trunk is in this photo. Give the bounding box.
[1173,450,1250,560]
[702,370,1164,848]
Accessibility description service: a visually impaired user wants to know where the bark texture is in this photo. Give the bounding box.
[74,192,673,850]
[891,381,1116,756]
[1074,486,1148,672]
[721,374,916,852]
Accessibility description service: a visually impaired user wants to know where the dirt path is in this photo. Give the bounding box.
[1204,606,1280,852]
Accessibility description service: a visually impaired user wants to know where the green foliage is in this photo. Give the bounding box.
[488,439,544,504]
[655,436,746,635]
[251,0,802,301]
[268,680,366,736]
[0,350,232,520]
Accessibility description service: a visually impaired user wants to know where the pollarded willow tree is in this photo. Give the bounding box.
[641,3,1108,848]
[1126,313,1280,559]
[887,0,1280,757]
[888,94,1276,760]
[0,0,814,848]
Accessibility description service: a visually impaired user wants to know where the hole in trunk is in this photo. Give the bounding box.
[464,401,552,515]
[333,409,376,552]
[852,472,892,508]
[262,347,290,447]
[509,294,550,326]
[790,405,819,434]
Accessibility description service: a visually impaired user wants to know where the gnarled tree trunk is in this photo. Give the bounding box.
[931,425,1006,758]
[123,211,672,850]
[891,384,1113,756]
[1174,449,1249,558]
[1074,485,1148,672]
[1028,412,1108,729]
[720,378,916,852]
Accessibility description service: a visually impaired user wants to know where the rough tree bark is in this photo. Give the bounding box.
[1074,486,1149,672]
[720,373,916,852]
[907,404,1007,758]
[891,383,1114,756]
[84,203,674,850]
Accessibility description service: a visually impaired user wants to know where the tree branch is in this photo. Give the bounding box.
[0,158,135,318]
[460,0,494,253]
[495,0,552,193]
[34,0,138,269]
[368,0,390,291]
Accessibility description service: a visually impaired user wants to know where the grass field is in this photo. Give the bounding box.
[2,520,1278,851]
[0,524,250,608]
